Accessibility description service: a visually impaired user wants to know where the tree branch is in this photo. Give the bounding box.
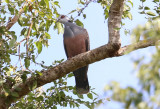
[108,0,124,45]
[3,38,158,105]
[0,0,155,108]
[0,0,126,107]
[6,2,28,30]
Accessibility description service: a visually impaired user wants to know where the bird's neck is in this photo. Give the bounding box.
[63,21,75,27]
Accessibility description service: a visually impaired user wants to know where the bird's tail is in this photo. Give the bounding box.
[73,66,89,94]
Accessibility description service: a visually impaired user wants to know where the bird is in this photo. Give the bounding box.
[57,15,90,94]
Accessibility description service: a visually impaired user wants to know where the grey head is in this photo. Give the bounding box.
[57,15,85,38]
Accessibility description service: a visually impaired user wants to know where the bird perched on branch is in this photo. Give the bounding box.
[57,15,90,94]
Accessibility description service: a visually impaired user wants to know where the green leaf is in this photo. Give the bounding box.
[9,38,16,48]
[127,12,132,20]
[15,87,22,92]
[140,0,146,2]
[57,22,64,34]
[46,20,50,31]
[45,32,51,39]
[146,11,156,16]
[44,0,49,8]
[54,1,60,8]
[21,73,27,83]
[31,80,37,90]
[20,28,27,36]
[39,22,45,31]
[5,0,9,3]
[35,41,42,54]
[83,14,86,19]
[11,92,19,97]
[87,93,93,99]
[68,73,74,77]
[144,6,150,10]
[35,70,43,76]
[32,55,36,63]
[68,9,76,15]
[8,4,14,15]
[75,19,84,27]
[128,1,133,7]
[24,58,30,69]
[53,105,57,109]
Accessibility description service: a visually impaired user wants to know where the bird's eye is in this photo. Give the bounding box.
[61,15,65,19]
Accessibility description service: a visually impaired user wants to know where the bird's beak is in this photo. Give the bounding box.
[55,19,59,23]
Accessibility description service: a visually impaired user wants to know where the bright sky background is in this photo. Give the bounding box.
[10,0,155,109]
[40,0,150,109]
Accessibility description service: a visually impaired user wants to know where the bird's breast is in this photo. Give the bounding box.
[64,34,87,58]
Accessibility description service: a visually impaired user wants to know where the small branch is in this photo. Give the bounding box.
[78,0,92,16]
[16,38,27,70]
[6,2,28,30]
[118,39,157,56]
[18,45,24,70]
[74,0,94,19]
[26,19,33,57]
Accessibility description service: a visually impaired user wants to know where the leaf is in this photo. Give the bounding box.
[44,0,49,8]
[15,87,22,92]
[9,38,16,48]
[127,12,132,20]
[35,41,42,54]
[128,1,133,7]
[68,9,76,15]
[57,22,64,34]
[11,92,19,97]
[21,73,27,83]
[24,58,30,69]
[144,6,150,10]
[146,11,156,16]
[20,28,27,36]
[75,19,84,27]
[46,20,50,31]
[87,93,93,99]
[8,4,14,15]
[39,22,45,31]
[32,55,36,63]
[53,105,57,109]
[54,1,60,8]
[35,70,43,76]
[83,14,86,19]
[5,0,9,3]
[68,73,74,77]
[45,32,51,39]
[32,80,37,90]
[140,0,146,2]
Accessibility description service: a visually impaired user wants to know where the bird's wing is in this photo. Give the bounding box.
[84,29,90,51]
[64,42,69,58]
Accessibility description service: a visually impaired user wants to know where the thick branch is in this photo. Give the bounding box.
[0,0,126,107]
[3,39,158,105]
[108,0,124,45]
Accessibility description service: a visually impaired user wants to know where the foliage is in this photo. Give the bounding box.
[9,73,100,109]
[103,0,160,108]
[1,0,159,108]
[0,0,102,108]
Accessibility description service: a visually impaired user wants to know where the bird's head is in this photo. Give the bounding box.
[56,15,71,24]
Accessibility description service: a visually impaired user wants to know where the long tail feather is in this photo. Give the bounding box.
[73,66,89,94]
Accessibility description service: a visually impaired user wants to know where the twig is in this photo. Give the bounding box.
[74,0,94,19]
[26,19,33,57]
[6,2,28,30]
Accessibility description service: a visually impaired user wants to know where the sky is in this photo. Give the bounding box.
[37,0,151,109]
[10,0,154,109]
